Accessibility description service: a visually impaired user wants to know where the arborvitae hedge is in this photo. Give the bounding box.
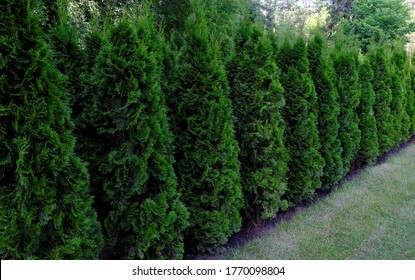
[228,19,288,223]
[49,12,85,109]
[87,17,189,259]
[3,0,415,260]
[391,45,411,143]
[0,0,103,259]
[332,41,361,173]
[369,46,394,154]
[307,33,343,187]
[390,48,406,145]
[356,59,379,166]
[170,8,242,252]
[278,37,324,203]
[408,58,415,134]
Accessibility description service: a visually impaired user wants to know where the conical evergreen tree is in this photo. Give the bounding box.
[356,58,379,166]
[87,16,189,259]
[0,0,103,259]
[48,4,85,107]
[401,54,412,141]
[332,41,361,173]
[277,37,324,204]
[307,33,343,187]
[228,19,288,223]
[407,58,415,135]
[369,46,394,154]
[390,44,411,143]
[389,46,406,145]
[72,24,108,225]
[47,3,95,150]
[170,6,243,252]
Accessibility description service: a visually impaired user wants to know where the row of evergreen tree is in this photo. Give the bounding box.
[2,0,415,259]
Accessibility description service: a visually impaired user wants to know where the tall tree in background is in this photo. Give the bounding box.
[253,0,331,33]
[170,4,243,252]
[332,39,361,174]
[344,0,415,51]
[228,18,288,223]
[278,36,324,203]
[308,33,343,187]
[86,15,189,259]
[356,58,379,166]
[328,0,353,30]
[0,0,103,259]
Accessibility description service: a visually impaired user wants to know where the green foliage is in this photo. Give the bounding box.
[86,16,189,259]
[332,40,361,173]
[228,19,288,222]
[4,0,415,261]
[0,0,103,259]
[153,0,243,62]
[71,25,109,228]
[169,7,243,252]
[151,0,192,33]
[307,33,343,187]
[48,8,87,122]
[278,36,324,203]
[390,45,411,143]
[343,0,415,51]
[356,58,379,166]
[328,0,353,30]
[369,45,394,154]
[408,58,415,135]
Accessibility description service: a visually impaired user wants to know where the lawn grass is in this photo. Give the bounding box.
[223,142,415,260]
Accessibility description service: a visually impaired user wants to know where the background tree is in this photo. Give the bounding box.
[343,0,415,51]
[328,0,353,30]
[228,18,288,223]
[278,36,325,203]
[308,32,343,187]
[0,0,103,259]
[252,0,331,34]
[169,4,243,252]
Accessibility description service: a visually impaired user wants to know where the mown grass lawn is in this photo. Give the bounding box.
[223,142,415,260]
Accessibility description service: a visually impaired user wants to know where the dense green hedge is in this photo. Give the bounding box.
[369,46,395,155]
[84,16,189,259]
[2,0,415,259]
[228,19,288,222]
[169,7,243,253]
[332,40,361,174]
[278,37,325,204]
[391,45,412,144]
[0,0,103,259]
[307,33,343,186]
[356,58,379,166]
